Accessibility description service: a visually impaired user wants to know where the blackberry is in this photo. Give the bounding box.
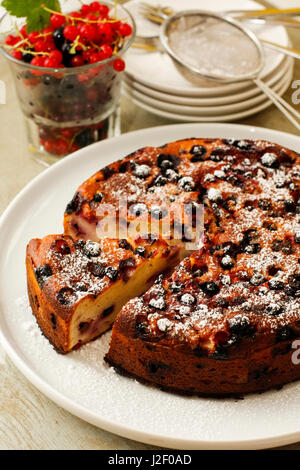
[73,282,88,293]
[250,273,266,286]
[65,192,83,215]
[295,232,300,244]
[152,175,168,186]
[159,160,173,172]
[228,315,254,338]
[190,145,207,162]
[35,264,53,288]
[93,192,104,203]
[178,176,195,192]
[57,287,76,305]
[135,321,148,337]
[157,153,181,169]
[199,281,220,297]
[276,326,297,343]
[133,164,150,179]
[168,282,183,293]
[119,239,133,251]
[268,278,284,290]
[53,239,70,255]
[119,257,136,270]
[22,51,34,63]
[75,129,93,147]
[90,262,106,278]
[105,266,119,282]
[284,199,296,213]
[265,303,283,316]
[61,41,73,65]
[53,27,65,49]
[261,152,279,169]
[259,199,272,211]
[83,241,101,257]
[220,255,234,270]
[180,293,196,305]
[135,246,146,258]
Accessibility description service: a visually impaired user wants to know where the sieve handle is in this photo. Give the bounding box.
[261,40,300,60]
[254,78,300,132]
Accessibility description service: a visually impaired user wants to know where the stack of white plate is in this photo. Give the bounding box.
[124,0,294,122]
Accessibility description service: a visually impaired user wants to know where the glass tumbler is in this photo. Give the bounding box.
[0,0,135,165]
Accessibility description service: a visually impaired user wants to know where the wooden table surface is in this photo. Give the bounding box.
[1,0,300,450]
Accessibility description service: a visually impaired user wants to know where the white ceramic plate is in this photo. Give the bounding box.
[123,57,293,116]
[124,55,292,107]
[123,66,293,122]
[125,0,288,96]
[1,123,300,450]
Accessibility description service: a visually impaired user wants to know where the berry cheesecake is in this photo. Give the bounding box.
[27,137,300,394]
[26,234,181,353]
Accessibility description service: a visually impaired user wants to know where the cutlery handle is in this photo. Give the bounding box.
[254,78,300,133]
[261,39,300,60]
[242,17,300,28]
[227,7,300,17]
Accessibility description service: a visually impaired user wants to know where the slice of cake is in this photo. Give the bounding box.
[26,234,182,353]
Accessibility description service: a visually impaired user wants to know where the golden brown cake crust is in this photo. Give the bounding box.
[105,137,300,396]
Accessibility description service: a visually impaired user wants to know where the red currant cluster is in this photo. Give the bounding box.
[39,120,108,157]
[5,2,132,71]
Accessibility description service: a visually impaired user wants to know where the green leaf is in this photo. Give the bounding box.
[2,0,61,32]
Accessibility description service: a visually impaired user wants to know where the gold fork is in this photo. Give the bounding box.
[138,2,300,28]
[134,5,300,60]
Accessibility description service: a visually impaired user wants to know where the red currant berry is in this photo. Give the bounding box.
[97,22,112,36]
[49,49,63,65]
[44,39,56,51]
[5,34,18,46]
[63,25,79,41]
[61,129,73,138]
[85,13,98,22]
[78,73,89,83]
[111,21,121,31]
[69,11,82,20]
[81,4,92,15]
[12,50,22,60]
[83,48,93,62]
[99,5,109,17]
[89,52,101,64]
[81,24,97,41]
[100,44,112,59]
[20,25,28,38]
[44,57,58,68]
[43,26,55,34]
[71,55,85,67]
[28,31,39,43]
[31,56,44,66]
[34,39,47,52]
[91,2,101,12]
[113,58,125,72]
[44,140,53,153]
[50,13,66,28]
[53,139,69,156]
[118,23,133,37]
